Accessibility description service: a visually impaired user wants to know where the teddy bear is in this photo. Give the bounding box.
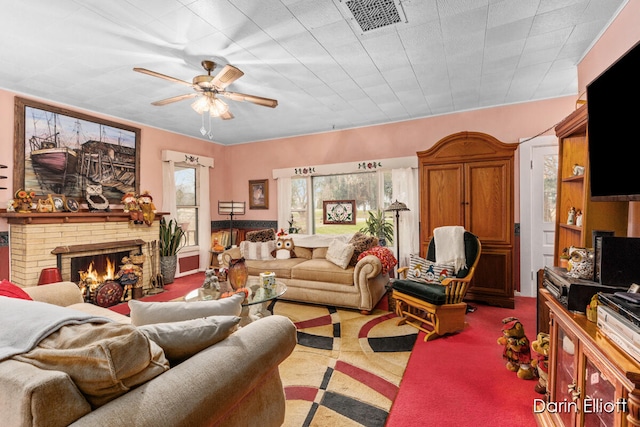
[531,332,550,394]
[497,316,535,380]
[271,234,297,260]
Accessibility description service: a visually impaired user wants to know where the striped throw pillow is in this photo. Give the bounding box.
[407,254,454,284]
[240,241,276,260]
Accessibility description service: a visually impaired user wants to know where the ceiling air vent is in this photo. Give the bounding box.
[336,0,408,34]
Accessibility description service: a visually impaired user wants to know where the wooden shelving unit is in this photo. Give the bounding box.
[553,105,628,265]
[536,289,640,427]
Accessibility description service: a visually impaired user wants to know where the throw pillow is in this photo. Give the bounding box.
[139,316,241,362]
[128,293,244,326]
[240,240,276,260]
[246,228,276,242]
[348,232,379,266]
[326,239,355,269]
[0,279,32,300]
[408,254,454,284]
[13,321,168,408]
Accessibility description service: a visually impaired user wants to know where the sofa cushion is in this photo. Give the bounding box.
[326,239,355,269]
[312,247,328,259]
[348,232,379,266]
[291,259,354,285]
[294,246,313,259]
[245,258,307,279]
[393,279,447,305]
[128,293,244,326]
[138,316,241,362]
[240,240,276,260]
[0,280,32,300]
[13,321,169,408]
[245,228,276,242]
[408,254,454,284]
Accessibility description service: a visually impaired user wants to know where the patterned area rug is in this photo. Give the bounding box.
[273,301,417,427]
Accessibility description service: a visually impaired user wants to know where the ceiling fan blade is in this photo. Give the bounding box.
[220,110,234,120]
[133,67,194,87]
[151,93,198,106]
[220,91,278,108]
[211,65,244,89]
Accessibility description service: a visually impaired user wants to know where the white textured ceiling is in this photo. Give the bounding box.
[0,0,627,145]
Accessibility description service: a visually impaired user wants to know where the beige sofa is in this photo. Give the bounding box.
[0,282,297,427]
[223,234,389,313]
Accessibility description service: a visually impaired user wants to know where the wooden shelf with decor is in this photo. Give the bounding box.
[536,289,640,427]
[553,105,628,266]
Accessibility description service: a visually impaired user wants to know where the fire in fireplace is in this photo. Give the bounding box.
[72,250,131,305]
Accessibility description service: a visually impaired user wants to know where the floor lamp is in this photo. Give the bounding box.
[218,201,245,249]
[385,200,410,269]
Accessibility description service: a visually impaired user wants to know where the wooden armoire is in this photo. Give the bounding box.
[418,131,517,308]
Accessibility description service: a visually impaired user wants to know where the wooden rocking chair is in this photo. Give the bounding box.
[392,229,481,341]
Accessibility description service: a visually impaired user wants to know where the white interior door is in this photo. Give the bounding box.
[519,136,558,297]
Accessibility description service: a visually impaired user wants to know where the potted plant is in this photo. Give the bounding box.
[360,209,394,246]
[158,217,186,284]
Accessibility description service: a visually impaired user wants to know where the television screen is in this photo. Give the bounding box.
[587,40,640,201]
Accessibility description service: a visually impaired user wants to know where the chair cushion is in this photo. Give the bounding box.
[392,279,447,305]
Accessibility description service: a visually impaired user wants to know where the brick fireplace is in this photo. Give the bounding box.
[6,212,161,289]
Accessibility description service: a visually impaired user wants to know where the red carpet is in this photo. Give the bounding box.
[108,272,205,315]
[109,274,538,425]
[386,296,539,427]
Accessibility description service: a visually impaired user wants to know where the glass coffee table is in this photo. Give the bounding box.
[184,278,287,325]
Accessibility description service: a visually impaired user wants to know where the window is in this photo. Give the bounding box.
[291,171,393,235]
[175,165,198,246]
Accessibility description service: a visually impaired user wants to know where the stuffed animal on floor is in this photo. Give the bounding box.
[531,332,550,394]
[271,235,297,260]
[497,317,535,380]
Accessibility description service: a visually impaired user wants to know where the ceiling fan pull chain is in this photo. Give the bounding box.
[208,114,214,140]
[200,113,207,136]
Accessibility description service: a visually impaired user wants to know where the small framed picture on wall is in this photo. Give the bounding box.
[249,179,268,209]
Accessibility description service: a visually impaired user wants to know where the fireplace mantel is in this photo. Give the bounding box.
[0,210,168,225]
[52,239,146,255]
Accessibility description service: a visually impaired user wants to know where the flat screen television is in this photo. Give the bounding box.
[587,40,640,201]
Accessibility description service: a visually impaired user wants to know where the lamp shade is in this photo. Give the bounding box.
[218,201,246,215]
[385,200,410,212]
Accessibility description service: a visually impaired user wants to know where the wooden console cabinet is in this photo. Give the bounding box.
[537,289,640,426]
[553,105,628,266]
[417,132,517,308]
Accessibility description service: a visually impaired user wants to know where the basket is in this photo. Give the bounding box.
[130,254,146,265]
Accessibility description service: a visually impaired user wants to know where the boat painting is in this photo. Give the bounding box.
[21,102,139,202]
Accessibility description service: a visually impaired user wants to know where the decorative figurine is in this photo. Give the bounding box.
[567,206,576,225]
[122,192,142,224]
[575,209,583,227]
[138,191,156,226]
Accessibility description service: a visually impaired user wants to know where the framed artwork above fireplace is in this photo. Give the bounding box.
[13,97,141,204]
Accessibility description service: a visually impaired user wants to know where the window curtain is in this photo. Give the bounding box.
[162,150,214,273]
[197,164,211,271]
[162,160,177,220]
[277,177,292,232]
[392,167,419,267]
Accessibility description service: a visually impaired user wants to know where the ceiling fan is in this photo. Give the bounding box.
[133,60,278,121]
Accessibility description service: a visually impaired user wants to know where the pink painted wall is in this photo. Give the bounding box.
[225,96,576,222]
